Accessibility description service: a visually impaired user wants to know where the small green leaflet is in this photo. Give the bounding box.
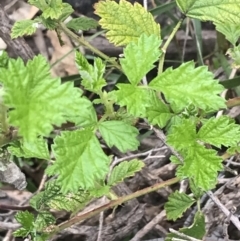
[28,0,48,11]
[0,55,84,141]
[115,84,156,117]
[66,17,98,31]
[166,211,206,241]
[215,22,240,46]
[75,51,106,93]
[94,0,160,46]
[146,94,172,128]
[11,20,38,39]
[189,179,204,199]
[197,116,240,148]
[108,159,144,186]
[120,34,161,85]
[165,191,195,221]
[30,181,92,212]
[58,3,74,21]
[42,0,63,19]
[13,211,35,237]
[176,0,240,24]
[177,145,222,190]
[46,128,110,193]
[227,45,240,69]
[98,120,139,152]
[149,61,226,113]
[167,118,197,151]
[34,212,56,232]
[8,138,50,160]
[167,118,229,190]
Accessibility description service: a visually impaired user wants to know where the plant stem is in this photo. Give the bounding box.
[58,22,122,71]
[158,18,184,75]
[49,177,180,236]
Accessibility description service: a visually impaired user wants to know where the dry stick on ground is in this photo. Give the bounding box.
[130,210,166,241]
[207,191,240,231]
[0,5,34,62]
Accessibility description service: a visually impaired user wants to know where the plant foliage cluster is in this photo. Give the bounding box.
[0,0,239,240]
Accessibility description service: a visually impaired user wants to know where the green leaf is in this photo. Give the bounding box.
[166,211,206,241]
[149,62,226,112]
[35,212,56,232]
[189,179,204,199]
[178,145,222,190]
[58,3,74,21]
[30,181,92,211]
[120,34,161,85]
[36,16,58,30]
[115,84,156,117]
[72,97,98,127]
[8,138,50,160]
[167,119,224,190]
[227,145,240,155]
[46,128,110,193]
[108,159,144,186]
[0,55,83,141]
[146,94,172,128]
[28,0,48,11]
[176,0,240,24]
[42,0,63,19]
[167,118,197,151]
[66,17,98,31]
[165,191,195,221]
[0,51,9,68]
[75,51,106,93]
[11,20,38,39]
[13,211,35,237]
[227,45,240,68]
[197,116,240,148]
[94,0,160,46]
[215,22,240,46]
[98,120,139,152]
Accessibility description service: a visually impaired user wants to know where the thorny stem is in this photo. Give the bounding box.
[58,22,122,71]
[158,18,184,75]
[48,177,180,237]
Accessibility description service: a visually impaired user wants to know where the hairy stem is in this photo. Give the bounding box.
[158,18,184,75]
[58,22,122,71]
[49,177,180,236]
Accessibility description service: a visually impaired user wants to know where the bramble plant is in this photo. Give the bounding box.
[0,0,240,240]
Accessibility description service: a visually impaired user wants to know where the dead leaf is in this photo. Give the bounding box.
[47,30,79,77]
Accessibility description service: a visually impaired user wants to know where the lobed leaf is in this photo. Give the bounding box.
[8,138,50,160]
[0,55,84,141]
[11,20,38,39]
[120,34,161,85]
[108,159,144,186]
[176,0,240,24]
[67,17,98,31]
[75,51,106,93]
[149,61,226,112]
[165,191,195,221]
[42,0,63,19]
[177,145,222,190]
[46,128,110,193]
[13,211,35,237]
[30,181,92,212]
[94,0,160,46]
[197,116,240,148]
